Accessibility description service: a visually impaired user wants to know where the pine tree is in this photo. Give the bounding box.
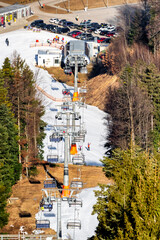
[139,63,160,149]
[0,68,20,229]
[2,54,46,175]
[90,148,160,240]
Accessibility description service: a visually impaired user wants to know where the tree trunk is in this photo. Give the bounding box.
[18,95,21,164]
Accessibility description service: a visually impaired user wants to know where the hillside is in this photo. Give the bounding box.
[86,74,119,111]
[0,164,112,234]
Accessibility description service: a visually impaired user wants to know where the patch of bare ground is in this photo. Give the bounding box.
[86,74,119,111]
[0,0,36,4]
[39,5,70,14]
[0,164,112,234]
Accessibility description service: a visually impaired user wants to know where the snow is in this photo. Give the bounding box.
[0,29,108,239]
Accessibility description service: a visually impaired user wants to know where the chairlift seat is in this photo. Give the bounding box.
[62,89,70,95]
[68,198,83,207]
[43,203,53,211]
[72,154,85,165]
[50,136,62,142]
[74,136,85,142]
[48,145,56,150]
[70,180,83,188]
[50,107,58,111]
[36,219,50,229]
[47,155,59,163]
[79,88,87,93]
[67,219,81,229]
[51,87,59,90]
[44,179,57,188]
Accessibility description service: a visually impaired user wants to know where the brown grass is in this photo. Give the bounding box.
[47,66,89,87]
[0,0,36,4]
[2,0,138,14]
[40,5,70,14]
[0,164,111,234]
[56,0,138,11]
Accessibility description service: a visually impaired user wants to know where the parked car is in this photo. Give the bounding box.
[45,24,56,31]
[60,27,70,33]
[70,23,79,29]
[76,33,93,40]
[64,21,74,27]
[97,37,106,43]
[51,27,63,33]
[58,19,67,26]
[89,22,100,29]
[49,18,60,24]
[80,19,91,25]
[39,23,47,30]
[101,38,111,44]
[30,19,44,27]
[100,30,115,37]
[67,30,81,36]
[71,31,82,38]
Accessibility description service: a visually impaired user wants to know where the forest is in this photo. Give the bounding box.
[0,52,46,228]
[89,0,160,239]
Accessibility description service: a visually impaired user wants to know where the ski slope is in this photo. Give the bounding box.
[0,29,108,239]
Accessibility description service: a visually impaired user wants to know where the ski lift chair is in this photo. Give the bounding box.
[73,135,85,142]
[70,180,83,188]
[50,107,58,111]
[43,203,53,211]
[68,197,83,207]
[72,154,85,165]
[44,179,57,188]
[50,135,63,142]
[61,102,70,110]
[62,89,70,95]
[47,154,59,163]
[67,219,81,229]
[36,219,50,229]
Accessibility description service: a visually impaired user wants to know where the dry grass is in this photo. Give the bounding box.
[86,74,119,110]
[0,0,36,4]
[0,164,111,234]
[40,5,70,14]
[47,66,89,87]
[56,0,138,11]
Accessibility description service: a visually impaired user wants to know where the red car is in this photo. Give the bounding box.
[97,37,106,43]
[71,31,82,38]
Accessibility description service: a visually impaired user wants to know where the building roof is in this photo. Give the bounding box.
[0,4,29,15]
[38,49,61,55]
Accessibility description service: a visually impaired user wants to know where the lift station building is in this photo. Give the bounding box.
[0,4,31,25]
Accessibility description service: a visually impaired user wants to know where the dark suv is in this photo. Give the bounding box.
[30,19,44,27]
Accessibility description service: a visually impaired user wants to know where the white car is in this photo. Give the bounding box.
[49,18,60,24]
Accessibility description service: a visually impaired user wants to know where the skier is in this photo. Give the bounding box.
[75,15,79,21]
[79,145,82,151]
[48,203,52,211]
[87,143,91,151]
[5,38,9,46]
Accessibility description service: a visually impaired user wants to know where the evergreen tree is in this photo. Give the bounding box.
[2,54,46,174]
[0,68,20,229]
[90,149,160,240]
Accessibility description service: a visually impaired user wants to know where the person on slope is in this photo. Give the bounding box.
[5,38,9,46]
